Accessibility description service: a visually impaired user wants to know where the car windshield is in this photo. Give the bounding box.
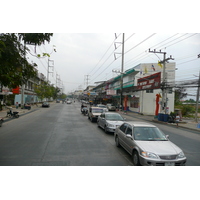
[133,127,168,141]
[92,109,103,113]
[105,114,123,121]
[98,105,106,108]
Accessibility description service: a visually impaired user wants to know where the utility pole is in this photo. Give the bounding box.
[120,33,125,109]
[149,49,174,114]
[21,34,26,107]
[195,54,200,122]
[47,59,54,83]
[84,75,90,87]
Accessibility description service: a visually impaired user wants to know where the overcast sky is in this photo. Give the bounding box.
[27,33,200,97]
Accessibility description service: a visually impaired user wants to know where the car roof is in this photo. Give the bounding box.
[125,121,156,127]
[91,107,103,109]
[105,112,120,115]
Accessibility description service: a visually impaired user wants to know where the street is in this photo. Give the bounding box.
[0,101,200,166]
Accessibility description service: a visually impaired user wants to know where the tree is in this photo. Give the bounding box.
[18,33,53,46]
[174,87,187,105]
[0,33,53,89]
[0,33,37,88]
[34,82,59,101]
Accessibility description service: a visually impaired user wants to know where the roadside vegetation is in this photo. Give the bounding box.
[175,88,198,118]
[0,33,66,110]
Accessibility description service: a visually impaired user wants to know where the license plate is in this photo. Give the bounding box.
[165,162,175,166]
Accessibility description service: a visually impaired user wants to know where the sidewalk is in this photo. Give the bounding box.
[0,104,40,120]
[118,111,200,133]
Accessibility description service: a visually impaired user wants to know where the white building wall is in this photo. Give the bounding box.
[130,62,175,115]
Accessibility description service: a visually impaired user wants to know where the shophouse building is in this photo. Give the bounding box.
[91,62,176,115]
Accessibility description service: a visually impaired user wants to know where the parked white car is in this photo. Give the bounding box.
[106,104,116,111]
[97,112,125,133]
[114,121,187,166]
[96,104,108,112]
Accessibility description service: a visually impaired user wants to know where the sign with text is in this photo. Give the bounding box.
[137,72,161,90]
[106,89,116,95]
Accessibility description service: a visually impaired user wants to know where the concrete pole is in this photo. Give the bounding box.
[195,70,200,123]
[120,33,125,109]
[162,52,166,114]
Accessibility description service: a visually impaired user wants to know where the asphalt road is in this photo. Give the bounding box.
[0,101,199,166]
[0,102,133,166]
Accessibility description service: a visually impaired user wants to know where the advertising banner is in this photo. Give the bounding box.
[106,89,116,95]
[12,86,20,94]
[137,72,161,90]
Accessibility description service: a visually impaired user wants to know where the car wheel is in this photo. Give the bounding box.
[132,151,141,166]
[115,136,120,147]
[104,125,109,133]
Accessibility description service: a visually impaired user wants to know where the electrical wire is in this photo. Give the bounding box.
[124,33,156,54]
[88,33,121,76]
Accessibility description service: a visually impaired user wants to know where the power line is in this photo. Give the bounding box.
[125,33,156,54]
[88,33,120,76]
[165,33,198,49]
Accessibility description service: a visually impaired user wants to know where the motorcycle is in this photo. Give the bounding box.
[81,106,88,116]
[83,107,88,116]
[6,108,19,118]
[0,118,3,127]
[168,115,175,123]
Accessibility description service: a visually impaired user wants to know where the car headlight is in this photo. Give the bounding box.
[107,123,115,128]
[176,151,185,159]
[141,151,159,159]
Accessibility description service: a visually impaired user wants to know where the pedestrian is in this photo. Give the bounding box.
[15,102,19,109]
[175,113,180,127]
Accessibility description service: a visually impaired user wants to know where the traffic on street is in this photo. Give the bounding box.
[0,100,200,166]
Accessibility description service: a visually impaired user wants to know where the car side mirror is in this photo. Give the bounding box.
[166,135,169,139]
[126,134,133,140]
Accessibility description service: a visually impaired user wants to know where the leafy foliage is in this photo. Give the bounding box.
[18,33,53,46]
[174,88,187,105]
[34,82,60,101]
[0,33,37,88]
[0,33,53,89]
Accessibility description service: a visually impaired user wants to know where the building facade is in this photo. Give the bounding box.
[90,62,176,115]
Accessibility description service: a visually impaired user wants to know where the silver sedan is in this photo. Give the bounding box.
[114,121,187,166]
[97,112,125,133]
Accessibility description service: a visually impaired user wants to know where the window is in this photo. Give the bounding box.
[133,127,167,141]
[126,126,132,135]
[146,89,153,93]
[119,123,128,133]
[101,114,105,118]
[130,97,139,108]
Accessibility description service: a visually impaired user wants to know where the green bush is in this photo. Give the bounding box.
[176,105,195,117]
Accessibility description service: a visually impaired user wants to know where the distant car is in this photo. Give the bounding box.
[106,104,116,111]
[114,121,187,166]
[96,104,108,112]
[97,112,125,133]
[42,102,50,107]
[88,107,104,122]
[66,100,72,104]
